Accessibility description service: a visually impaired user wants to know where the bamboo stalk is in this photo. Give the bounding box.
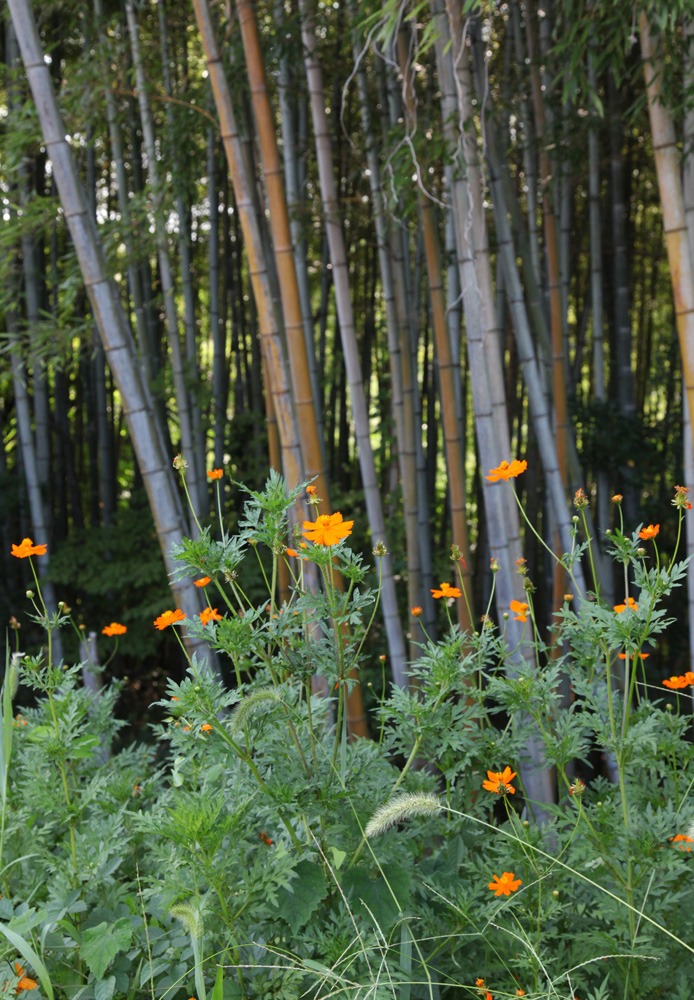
[298,0,409,689]
[7,0,215,671]
[640,13,694,438]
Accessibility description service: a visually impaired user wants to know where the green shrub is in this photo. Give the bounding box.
[2,469,693,999]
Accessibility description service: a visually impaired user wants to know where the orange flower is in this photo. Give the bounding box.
[153,609,187,630]
[431,582,462,599]
[200,723,213,734]
[207,468,223,480]
[200,607,222,626]
[670,834,694,851]
[286,548,299,557]
[411,606,423,617]
[638,524,659,540]
[684,671,694,685]
[475,981,485,989]
[11,538,47,559]
[611,494,623,503]
[485,459,527,482]
[614,597,638,614]
[102,622,126,636]
[488,872,522,896]
[302,511,354,546]
[516,991,526,997]
[13,964,37,993]
[662,675,687,689]
[510,600,529,622]
[306,485,318,495]
[618,652,648,659]
[482,766,517,796]
[194,576,211,587]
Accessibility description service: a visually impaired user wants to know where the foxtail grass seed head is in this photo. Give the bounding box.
[231,688,281,734]
[8,656,21,698]
[170,903,203,941]
[364,793,441,839]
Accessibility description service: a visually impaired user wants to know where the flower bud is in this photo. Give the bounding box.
[637,547,646,556]
[552,890,559,898]
[379,654,386,662]
[563,594,574,602]
[490,558,499,572]
[573,488,589,509]
[572,515,579,522]
[9,616,20,630]
[25,590,34,599]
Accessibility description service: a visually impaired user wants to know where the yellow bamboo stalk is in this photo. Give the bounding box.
[193,0,304,492]
[236,0,330,512]
[640,12,694,435]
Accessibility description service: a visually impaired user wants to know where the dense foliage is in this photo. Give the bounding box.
[2,472,693,999]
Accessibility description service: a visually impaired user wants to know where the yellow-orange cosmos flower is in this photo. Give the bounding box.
[510,600,529,622]
[662,672,694,689]
[488,872,522,896]
[11,538,47,559]
[482,766,517,795]
[614,597,638,614]
[431,582,462,599]
[638,524,659,540]
[102,622,127,636]
[194,576,211,587]
[153,609,187,630]
[485,459,527,482]
[302,512,353,546]
[200,607,222,626]
[11,964,38,993]
[207,468,223,480]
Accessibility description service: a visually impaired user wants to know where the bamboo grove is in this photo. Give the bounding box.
[2,0,694,724]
